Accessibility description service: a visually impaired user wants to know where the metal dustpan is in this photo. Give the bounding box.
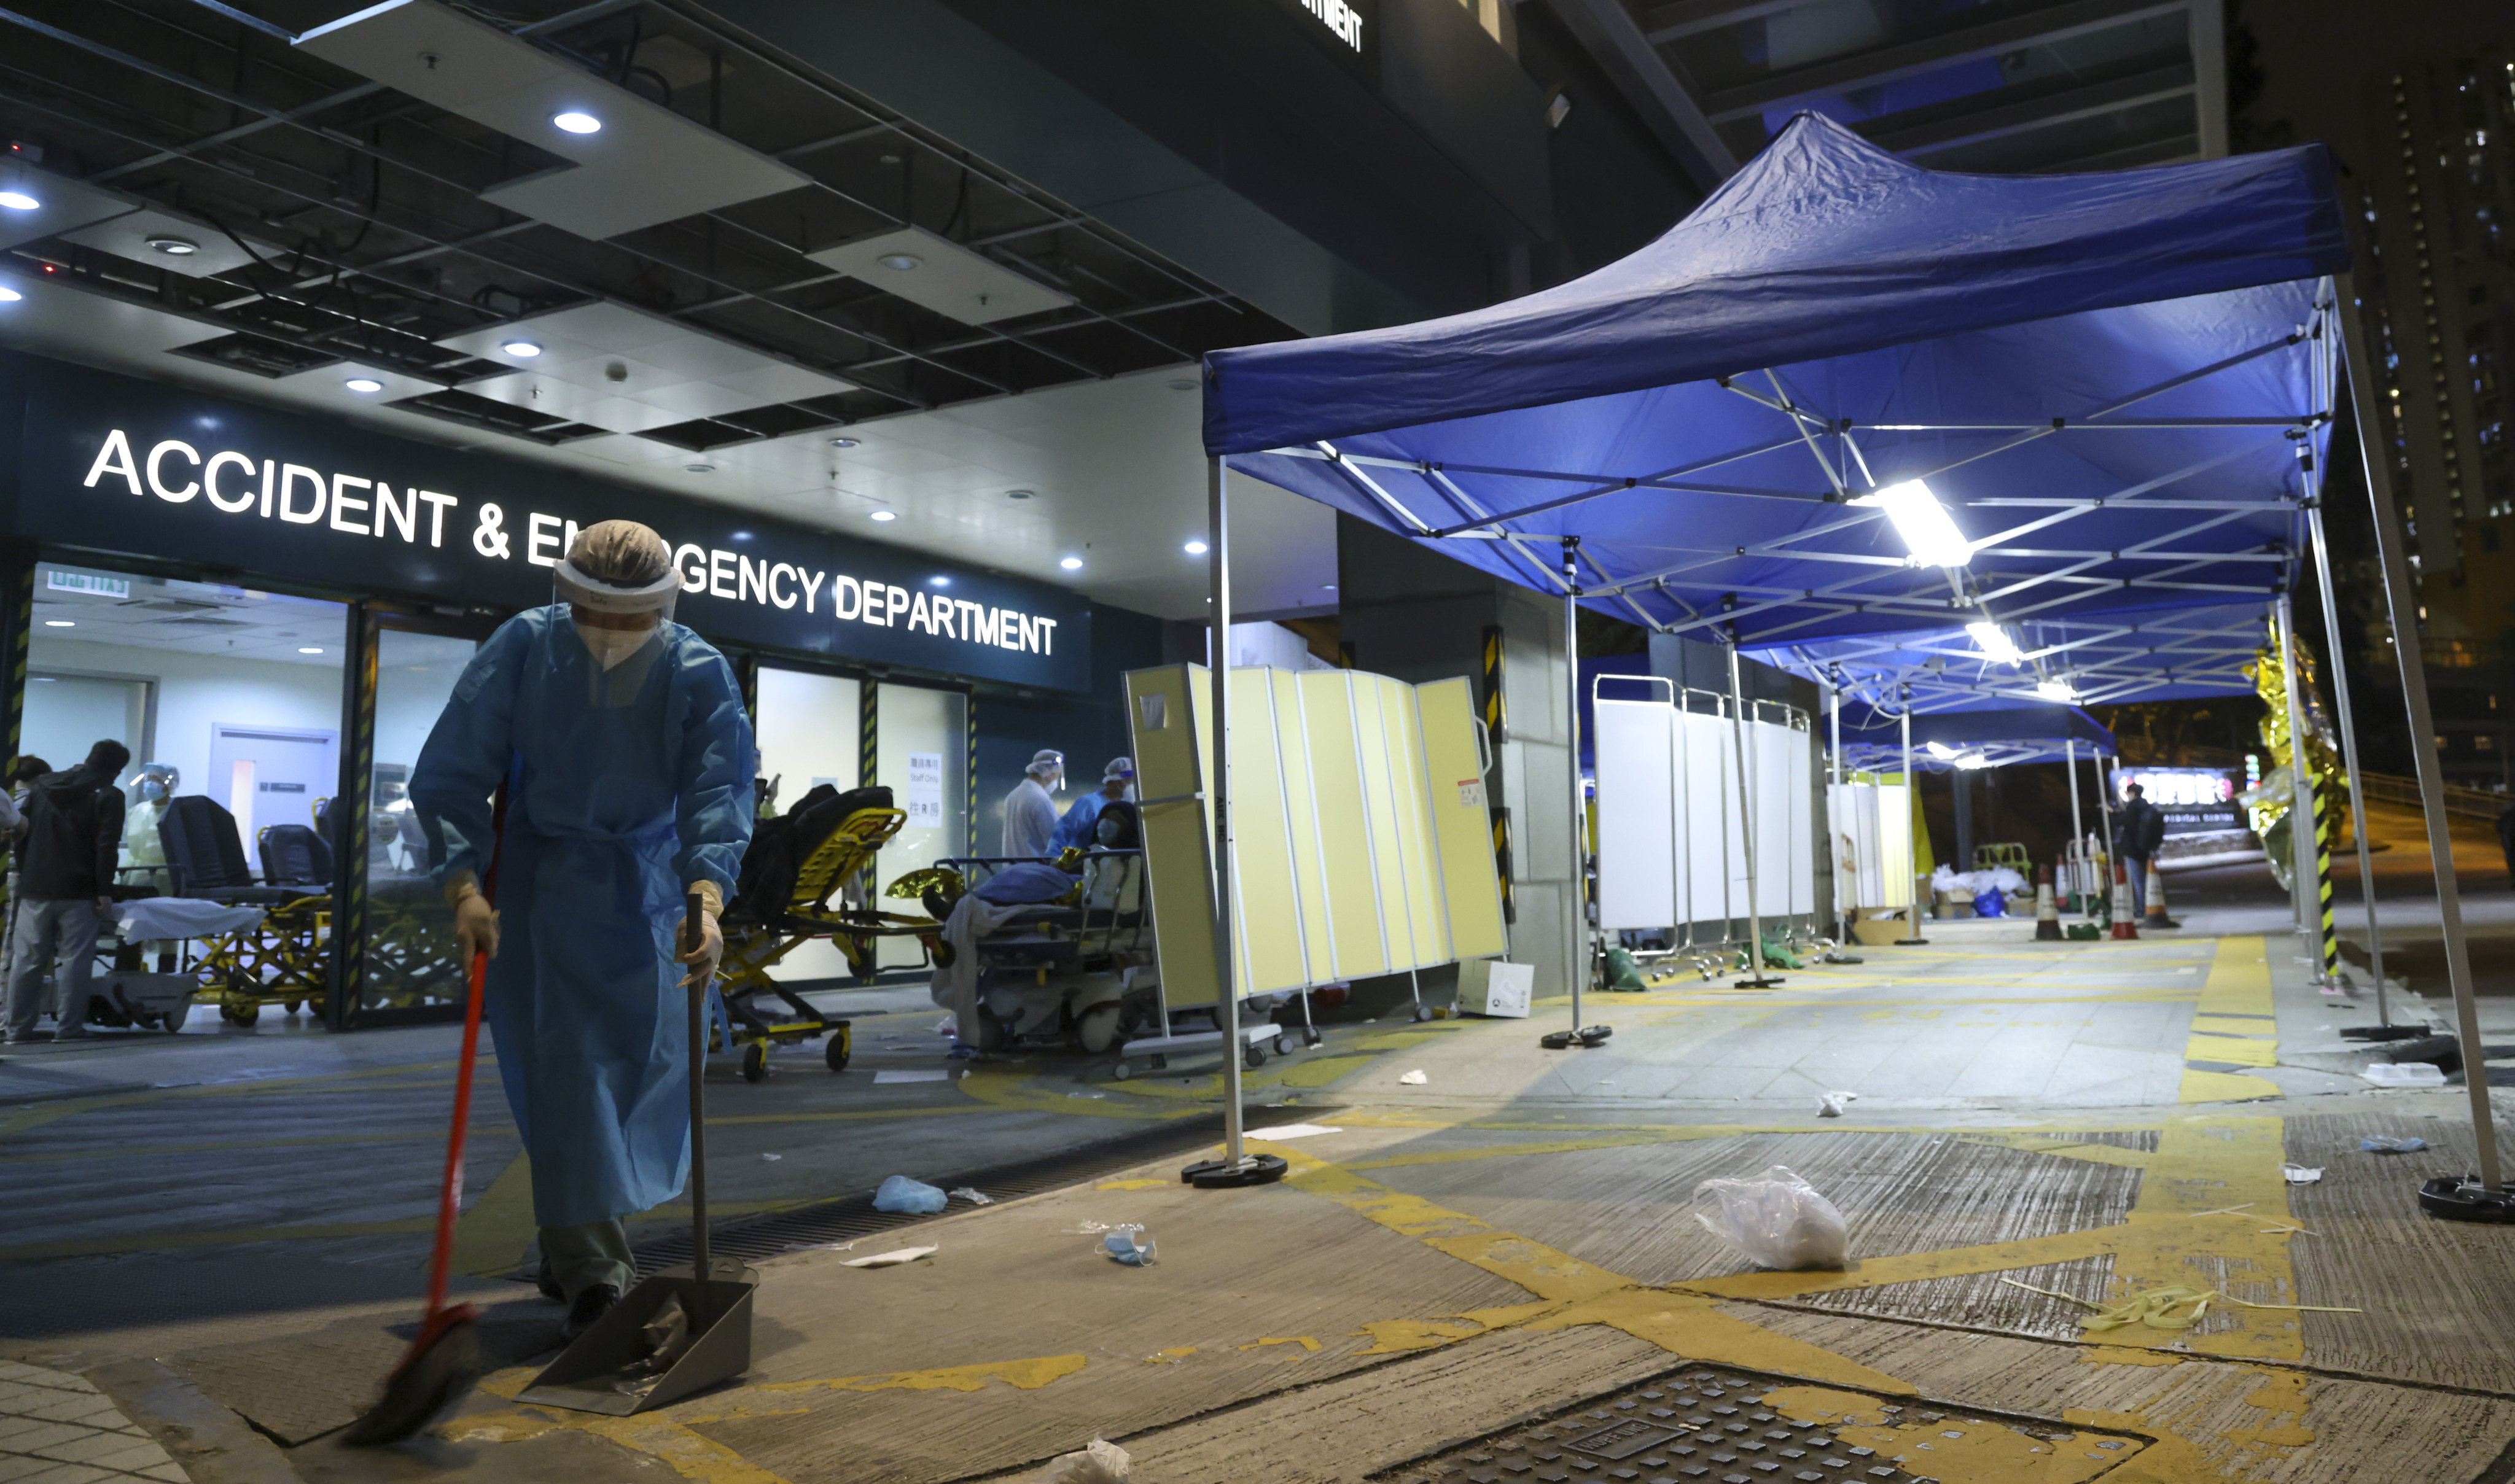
[518,1257,757,1415]
[521,893,755,1415]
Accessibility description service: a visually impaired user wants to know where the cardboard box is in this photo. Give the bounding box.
[1456,958,1533,1017]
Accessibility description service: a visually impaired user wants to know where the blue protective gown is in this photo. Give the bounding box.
[411,605,755,1229]
[1047,790,1117,853]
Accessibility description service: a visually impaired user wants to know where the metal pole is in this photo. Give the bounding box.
[1209,456,1245,1167]
[2309,504,2390,1022]
[2337,270,2498,1190]
[2065,739,2085,908]
[1728,640,1777,985]
[1828,677,1845,943]
[1896,688,1926,944]
[2277,596,2320,958]
[2094,748,2116,900]
[1564,538,1588,1031]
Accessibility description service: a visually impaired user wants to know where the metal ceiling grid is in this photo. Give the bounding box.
[0,0,1296,454]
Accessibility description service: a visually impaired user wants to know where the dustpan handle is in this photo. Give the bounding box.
[685,890,711,1320]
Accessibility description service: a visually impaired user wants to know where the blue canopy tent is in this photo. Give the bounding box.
[1833,702,2115,775]
[1185,115,2499,1199]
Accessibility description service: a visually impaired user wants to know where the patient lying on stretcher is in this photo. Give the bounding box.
[930,802,1140,1047]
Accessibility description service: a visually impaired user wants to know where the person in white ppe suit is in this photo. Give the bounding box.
[999,749,1063,858]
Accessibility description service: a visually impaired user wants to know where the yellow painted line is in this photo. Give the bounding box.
[2181,938,2280,1102]
[472,1369,793,1483]
[710,1105,1000,1126]
[1623,992,2199,1009]
[1276,1149,1916,1395]
[451,1151,539,1278]
[749,1353,1086,1396]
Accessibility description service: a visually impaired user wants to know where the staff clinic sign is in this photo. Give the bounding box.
[6,355,1089,690]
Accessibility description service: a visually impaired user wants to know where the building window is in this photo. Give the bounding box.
[2479,734,2498,752]
[2438,734,2454,750]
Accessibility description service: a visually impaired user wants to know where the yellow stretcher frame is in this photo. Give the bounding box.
[713,805,943,1081]
[192,895,332,1024]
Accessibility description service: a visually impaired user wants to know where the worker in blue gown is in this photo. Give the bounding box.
[1047,756,1134,853]
[411,520,755,1340]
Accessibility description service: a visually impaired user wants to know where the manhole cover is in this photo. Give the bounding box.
[1373,1364,2148,1484]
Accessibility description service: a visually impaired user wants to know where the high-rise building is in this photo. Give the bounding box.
[2350,47,2515,787]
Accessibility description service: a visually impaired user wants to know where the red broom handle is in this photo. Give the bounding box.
[421,782,507,1322]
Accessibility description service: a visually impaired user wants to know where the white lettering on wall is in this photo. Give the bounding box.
[1299,0,1365,50]
[68,428,1066,668]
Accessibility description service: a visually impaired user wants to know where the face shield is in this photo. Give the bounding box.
[131,762,178,804]
[554,521,680,699]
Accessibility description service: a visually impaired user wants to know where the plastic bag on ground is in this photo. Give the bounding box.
[949,1187,994,1205]
[1973,887,2006,918]
[1694,1165,1849,1271]
[1816,1090,1856,1118]
[1038,1439,1131,1483]
[2362,1134,2428,1152]
[873,1175,949,1213]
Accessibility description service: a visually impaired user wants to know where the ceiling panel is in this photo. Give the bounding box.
[57,207,275,279]
[808,225,1076,326]
[0,163,137,252]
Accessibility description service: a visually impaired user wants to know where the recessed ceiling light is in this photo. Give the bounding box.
[928,575,950,588]
[1059,556,1083,571]
[1322,583,1338,591]
[1183,540,1209,555]
[876,253,923,272]
[0,190,37,211]
[298,646,324,655]
[1005,489,1034,501]
[0,287,20,303]
[501,340,543,358]
[868,509,897,522]
[828,437,860,449]
[42,619,72,627]
[685,462,717,474]
[344,376,384,394]
[145,235,199,257]
[552,111,602,134]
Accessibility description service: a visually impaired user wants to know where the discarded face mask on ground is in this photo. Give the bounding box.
[873,1175,949,1213]
[604,1294,696,1397]
[1694,1165,1848,1270]
[2362,1134,2428,1152]
[1102,1230,1158,1267]
[1037,1439,1131,1483]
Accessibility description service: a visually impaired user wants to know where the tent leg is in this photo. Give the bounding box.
[2275,596,2323,970]
[2309,502,2392,1025]
[1728,640,1779,987]
[1895,690,1927,945]
[1183,455,1280,1189]
[1560,538,1596,1041]
[2065,739,2085,912]
[2337,270,2499,1192]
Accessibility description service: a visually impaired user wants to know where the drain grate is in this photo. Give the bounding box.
[623,1109,1294,1273]
[1373,1363,2147,1484]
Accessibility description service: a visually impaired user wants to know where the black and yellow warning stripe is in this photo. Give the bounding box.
[2310,775,2338,982]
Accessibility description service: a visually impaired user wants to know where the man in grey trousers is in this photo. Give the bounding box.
[4,740,128,1044]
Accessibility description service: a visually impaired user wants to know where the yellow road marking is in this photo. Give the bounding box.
[2180,938,2280,1103]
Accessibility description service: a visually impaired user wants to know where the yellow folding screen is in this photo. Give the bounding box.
[1129,662,1507,1008]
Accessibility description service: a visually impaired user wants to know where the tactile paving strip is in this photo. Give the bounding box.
[1373,1364,2147,1484]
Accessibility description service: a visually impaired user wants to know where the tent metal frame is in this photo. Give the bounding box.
[1198,269,2490,1193]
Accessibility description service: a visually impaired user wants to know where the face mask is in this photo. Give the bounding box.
[138,780,168,802]
[575,616,654,670]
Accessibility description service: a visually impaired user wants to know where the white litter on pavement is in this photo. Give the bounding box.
[1397,1069,1427,1086]
[1247,1124,1344,1141]
[874,1070,953,1084]
[1038,1439,1131,1483]
[760,1152,782,1162]
[841,1245,939,1268]
[1817,1090,1858,1118]
[2282,1163,2323,1184]
[950,1187,994,1205]
[2362,1063,2447,1088]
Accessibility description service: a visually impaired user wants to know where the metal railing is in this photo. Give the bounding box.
[2354,769,2508,822]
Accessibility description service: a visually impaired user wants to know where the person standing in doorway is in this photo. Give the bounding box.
[4,741,128,1044]
[1000,750,1063,858]
[2113,781,2166,915]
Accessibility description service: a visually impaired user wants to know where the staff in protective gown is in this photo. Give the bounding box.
[411,521,755,1340]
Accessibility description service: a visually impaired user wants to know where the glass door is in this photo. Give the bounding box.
[355,621,486,1018]
[875,682,967,969]
[751,666,862,984]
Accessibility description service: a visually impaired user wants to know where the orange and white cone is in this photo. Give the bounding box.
[2110,863,2140,939]
[2035,864,2064,941]
[2143,860,2177,930]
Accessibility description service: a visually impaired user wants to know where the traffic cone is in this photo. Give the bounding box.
[2143,860,2178,930]
[2035,864,2063,941]
[2109,862,2140,939]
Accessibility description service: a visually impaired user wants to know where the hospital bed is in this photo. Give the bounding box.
[912,847,1158,1057]
[150,796,333,1024]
